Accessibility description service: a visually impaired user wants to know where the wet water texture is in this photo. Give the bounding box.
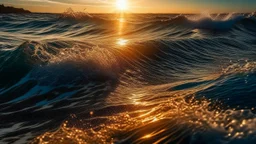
[0,10,256,144]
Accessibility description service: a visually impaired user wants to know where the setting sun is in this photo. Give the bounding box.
[116,0,128,11]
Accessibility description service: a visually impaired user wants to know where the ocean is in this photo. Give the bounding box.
[0,10,256,144]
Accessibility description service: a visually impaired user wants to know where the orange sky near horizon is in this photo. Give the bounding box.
[2,0,256,14]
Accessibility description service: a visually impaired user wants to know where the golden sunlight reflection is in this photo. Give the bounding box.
[119,17,125,23]
[141,129,166,140]
[33,92,256,143]
[33,70,256,143]
[117,13,125,35]
[116,10,130,47]
[117,38,128,46]
[130,93,148,105]
[142,134,152,139]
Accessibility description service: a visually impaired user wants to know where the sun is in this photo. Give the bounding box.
[116,0,128,11]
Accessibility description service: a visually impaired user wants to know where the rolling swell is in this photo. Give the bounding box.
[140,14,256,32]
[0,12,256,144]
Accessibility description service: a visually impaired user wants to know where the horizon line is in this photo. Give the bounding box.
[23,12,256,15]
[1,4,255,15]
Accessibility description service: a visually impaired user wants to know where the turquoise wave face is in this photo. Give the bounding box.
[0,12,256,144]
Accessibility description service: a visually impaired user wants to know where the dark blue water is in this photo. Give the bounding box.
[0,11,256,144]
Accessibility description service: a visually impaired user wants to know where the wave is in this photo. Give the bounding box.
[149,14,256,30]
[0,30,254,89]
[222,60,256,75]
[1,12,256,144]
[29,38,256,143]
[32,72,256,143]
[57,9,256,32]
[60,8,93,20]
[0,40,121,89]
[0,41,34,88]
[59,8,107,23]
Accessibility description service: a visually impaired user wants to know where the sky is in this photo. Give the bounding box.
[1,0,256,13]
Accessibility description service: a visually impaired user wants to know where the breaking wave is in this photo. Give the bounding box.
[0,10,256,144]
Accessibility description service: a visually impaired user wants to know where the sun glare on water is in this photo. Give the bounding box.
[116,0,128,11]
[117,38,128,46]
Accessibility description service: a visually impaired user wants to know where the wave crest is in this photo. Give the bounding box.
[152,13,256,30]
[60,8,93,20]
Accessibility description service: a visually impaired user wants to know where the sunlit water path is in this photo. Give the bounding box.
[0,11,256,143]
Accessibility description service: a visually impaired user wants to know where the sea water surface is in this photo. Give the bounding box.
[0,10,256,144]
